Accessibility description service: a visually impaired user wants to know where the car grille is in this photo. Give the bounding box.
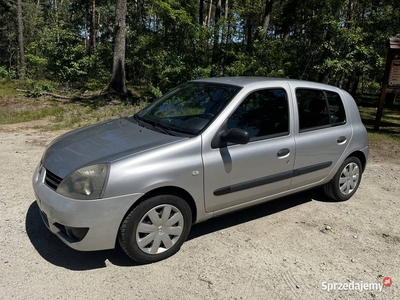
[45,169,63,190]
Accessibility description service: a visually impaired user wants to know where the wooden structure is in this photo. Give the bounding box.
[374,37,400,131]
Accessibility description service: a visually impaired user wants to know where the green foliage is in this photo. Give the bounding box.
[25,79,57,97]
[191,66,212,80]
[84,78,108,91]
[224,38,288,78]
[25,42,48,79]
[0,0,17,78]
[149,85,163,98]
[0,0,399,94]
[0,79,21,96]
[0,66,8,78]
[39,27,89,84]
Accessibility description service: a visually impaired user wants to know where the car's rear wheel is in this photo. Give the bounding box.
[323,156,362,201]
[118,195,192,264]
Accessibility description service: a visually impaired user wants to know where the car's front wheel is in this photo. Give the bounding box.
[323,156,362,201]
[118,195,192,264]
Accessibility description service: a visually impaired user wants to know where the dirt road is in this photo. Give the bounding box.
[0,129,399,300]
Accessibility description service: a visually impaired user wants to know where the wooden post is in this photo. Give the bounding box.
[374,37,400,131]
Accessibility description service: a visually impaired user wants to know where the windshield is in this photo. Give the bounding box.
[136,82,242,136]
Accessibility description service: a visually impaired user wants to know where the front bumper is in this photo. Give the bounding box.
[32,163,143,251]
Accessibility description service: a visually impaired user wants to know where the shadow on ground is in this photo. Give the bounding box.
[188,188,335,240]
[26,188,333,270]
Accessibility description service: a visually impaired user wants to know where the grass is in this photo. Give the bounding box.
[0,104,65,124]
[0,79,26,97]
[46,102,144,131]
[0,82,149,131]
[357,95,399,160]
[0,96,64,124]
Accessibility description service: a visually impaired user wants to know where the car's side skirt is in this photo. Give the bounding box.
[213,161,332,196]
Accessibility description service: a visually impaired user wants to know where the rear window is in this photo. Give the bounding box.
[296,89,346,132]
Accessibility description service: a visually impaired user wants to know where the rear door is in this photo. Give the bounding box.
[289,83,352,189]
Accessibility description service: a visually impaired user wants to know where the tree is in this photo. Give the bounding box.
[0,0,398,97]
[108,0,127,94]
[262,0,274,34]
[211,0,222,74]
[199,0,204,25]
[17,0,25,79]
[90,0,97,54]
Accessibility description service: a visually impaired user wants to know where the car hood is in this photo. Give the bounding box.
[42,117,185,178]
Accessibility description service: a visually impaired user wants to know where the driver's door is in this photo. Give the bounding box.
[202,88,295,212]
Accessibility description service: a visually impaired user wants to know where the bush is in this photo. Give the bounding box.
[26,79,57,97]
[0,66,8,78]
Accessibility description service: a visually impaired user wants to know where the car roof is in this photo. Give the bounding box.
[192,76,282,87]
[191,76,341,90]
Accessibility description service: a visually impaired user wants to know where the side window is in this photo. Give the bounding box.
[227,89,289,140]
[296,89,329,130]
[296,89,346,131]
[325,91,346,125]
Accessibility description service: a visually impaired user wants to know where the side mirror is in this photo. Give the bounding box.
[221,128,250,145]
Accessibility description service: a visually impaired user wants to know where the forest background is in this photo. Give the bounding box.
[1,0,400,98]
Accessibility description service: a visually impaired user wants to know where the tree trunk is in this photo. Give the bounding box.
[136,0,142,22]
[345,2,354,29]
[108,0,127,94]
[212,0,221,73]
[350,70,362,96]
[213,0,221,45]
[90,0,97,54]
[199,0,204,25]
[245,19,253,48]
[17,0,26,79]
[84,23,88,50]
[54,0,60,42]
[206,0,213,27]
[220,0,228,44]
[224,0,228,20]
[318,71,330,84]
[262,0,274,35]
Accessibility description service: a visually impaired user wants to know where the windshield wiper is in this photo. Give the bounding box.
[133,114,145,127]
[134,115,176,136]
[151,121,177,136]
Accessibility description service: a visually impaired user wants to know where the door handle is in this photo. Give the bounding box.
[277,148,290,158]
[337,136,347,144]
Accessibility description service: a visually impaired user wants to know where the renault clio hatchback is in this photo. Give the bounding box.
[33,77,368,263]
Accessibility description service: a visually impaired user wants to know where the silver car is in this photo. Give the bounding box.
[32,77,368,263]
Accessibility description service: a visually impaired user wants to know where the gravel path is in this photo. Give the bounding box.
[0,129,399,300]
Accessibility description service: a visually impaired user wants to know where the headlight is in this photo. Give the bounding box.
[56,164,109,200]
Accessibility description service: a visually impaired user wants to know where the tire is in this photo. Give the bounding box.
[323,156,362,201]
[118,195,192,264]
